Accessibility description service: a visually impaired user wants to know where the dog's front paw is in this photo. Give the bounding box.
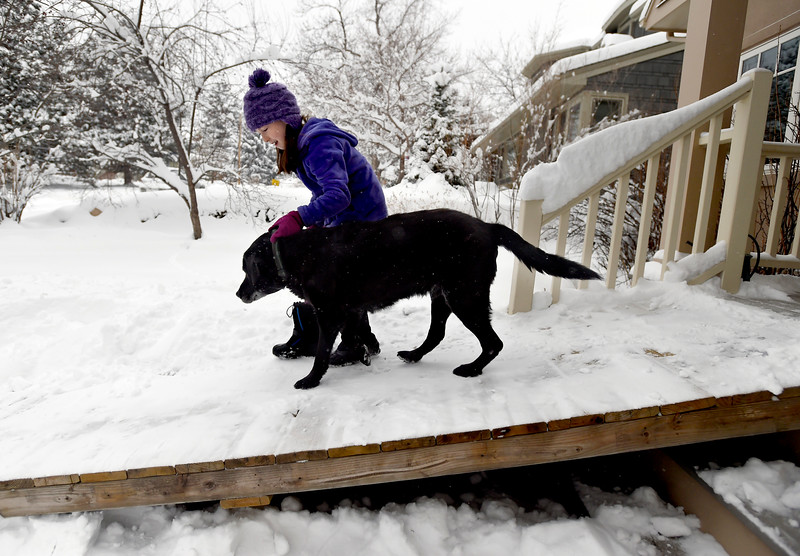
[453,364,482,378]
[397,350,421,363]
[294,376,321,389]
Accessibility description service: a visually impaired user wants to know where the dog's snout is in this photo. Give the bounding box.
[236,282,253,303]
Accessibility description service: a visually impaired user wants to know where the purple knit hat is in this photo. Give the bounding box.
[243,68,302,132]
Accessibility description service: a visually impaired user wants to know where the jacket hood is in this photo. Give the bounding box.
[297,118,358,150]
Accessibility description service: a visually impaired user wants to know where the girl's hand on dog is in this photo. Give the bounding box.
[269,211,304,243]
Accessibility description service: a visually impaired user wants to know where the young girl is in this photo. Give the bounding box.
[243,68,388,365]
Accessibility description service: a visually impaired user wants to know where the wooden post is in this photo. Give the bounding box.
[579,192,600,289]
[551,211,569,303]
[693,113,723,253]
[508,199,543,314]
[661,134,693,278]
[632,155,661,286]
[765,155,790,257]
[606,173,631,289]
[716,70,772,294]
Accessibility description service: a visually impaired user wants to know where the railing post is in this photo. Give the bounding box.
[661,134,692,279]
[551,211,569,303]
[632,154,661,286]
[693,113,723,253]
[579,192,600,289]
[765,155,790,257]
[508,199,543,314]
[716,70,772,294]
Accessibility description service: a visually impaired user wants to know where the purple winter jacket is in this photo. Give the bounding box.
[295,118,388,228]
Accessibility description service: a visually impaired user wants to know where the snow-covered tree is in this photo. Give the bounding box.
[416,70,464,185]
[237,115,277,186]
[0,0,73,221]
[291,0,454,184]
[58,0,276,239]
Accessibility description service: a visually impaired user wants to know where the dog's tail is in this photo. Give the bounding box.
[493,224,602,281]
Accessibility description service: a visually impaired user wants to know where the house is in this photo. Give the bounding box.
[474,0,685,187]
[642,0,800,253]
[507,0,800,314]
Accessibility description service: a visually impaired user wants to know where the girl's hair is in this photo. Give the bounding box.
[277,116,308,174]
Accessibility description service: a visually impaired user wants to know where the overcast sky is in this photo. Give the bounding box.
[249,0,624,54]
[448,0,622,50]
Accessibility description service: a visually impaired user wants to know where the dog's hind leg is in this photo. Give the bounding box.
[445,290,503,378]
[397,291,452,363]
[294,309,343,390]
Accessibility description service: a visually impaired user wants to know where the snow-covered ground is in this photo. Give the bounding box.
[1,176,799,554]
[701,458,800,554]
[0,479,728,555]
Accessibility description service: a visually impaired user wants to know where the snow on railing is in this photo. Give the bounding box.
[508,69,774,313]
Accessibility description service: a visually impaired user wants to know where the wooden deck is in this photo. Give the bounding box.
[2,387,799,517]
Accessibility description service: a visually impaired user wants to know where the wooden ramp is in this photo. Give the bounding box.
[2,388,799,517]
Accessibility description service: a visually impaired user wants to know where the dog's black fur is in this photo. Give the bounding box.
[237,209,601,389]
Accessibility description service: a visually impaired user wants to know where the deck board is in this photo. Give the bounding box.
[2,393,798,517]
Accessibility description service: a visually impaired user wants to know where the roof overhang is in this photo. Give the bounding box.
[521,43,594,80]
[641,0,690,33]
[474,33,685,151]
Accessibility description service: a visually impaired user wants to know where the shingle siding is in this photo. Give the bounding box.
[586,51,684,116]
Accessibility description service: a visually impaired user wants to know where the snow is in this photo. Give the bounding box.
[548,31,667,77]
[1,175,799,553]
[520,71,762,214]
[475,8,662,140]
[0,484,729,556]
[700,458,800,553]
[663,241,727,282]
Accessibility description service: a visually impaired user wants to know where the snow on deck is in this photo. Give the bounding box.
[1,182,799,483]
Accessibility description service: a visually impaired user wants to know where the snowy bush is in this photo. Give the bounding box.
[0,150,55,223]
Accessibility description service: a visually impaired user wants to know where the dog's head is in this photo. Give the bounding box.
[236,232,285,304]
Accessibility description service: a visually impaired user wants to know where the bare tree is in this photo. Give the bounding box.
[290,0,455,184]
[59,0,275,239]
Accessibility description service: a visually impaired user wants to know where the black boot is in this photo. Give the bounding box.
[273,302,319,359]
[329,342,371,366]
[329,313,380,366]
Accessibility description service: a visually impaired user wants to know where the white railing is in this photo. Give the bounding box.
[509,69,775,313]
[699,135,800,271]
[758,142,800,268]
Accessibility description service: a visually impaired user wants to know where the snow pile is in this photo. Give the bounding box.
[700,458,800,553]
[0,484,725,555]
[520,71,765,213]
[663,242,727,283]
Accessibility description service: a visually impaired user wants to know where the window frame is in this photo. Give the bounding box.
[561,91,629,143]
[740,27,800,142]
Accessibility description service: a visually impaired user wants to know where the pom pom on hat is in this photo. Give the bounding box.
[249,68,270,88]
[243,68,302,132]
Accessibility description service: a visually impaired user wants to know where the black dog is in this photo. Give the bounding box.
[237,209,600,389]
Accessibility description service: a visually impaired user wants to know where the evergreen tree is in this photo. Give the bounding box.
[238,115,277,186]
[417,70,465,186]
[0,0,72,221]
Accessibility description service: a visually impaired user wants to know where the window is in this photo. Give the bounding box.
[567,104,581,142]
[560,93,628,145]
[740,29,800,142]
[592,98,623,126]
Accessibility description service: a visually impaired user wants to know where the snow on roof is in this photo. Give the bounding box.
[539,31,671,86]
[476,32,677,149]
[519,73,755,212]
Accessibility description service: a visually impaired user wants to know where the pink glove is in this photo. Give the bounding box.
[269,210,304,243]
